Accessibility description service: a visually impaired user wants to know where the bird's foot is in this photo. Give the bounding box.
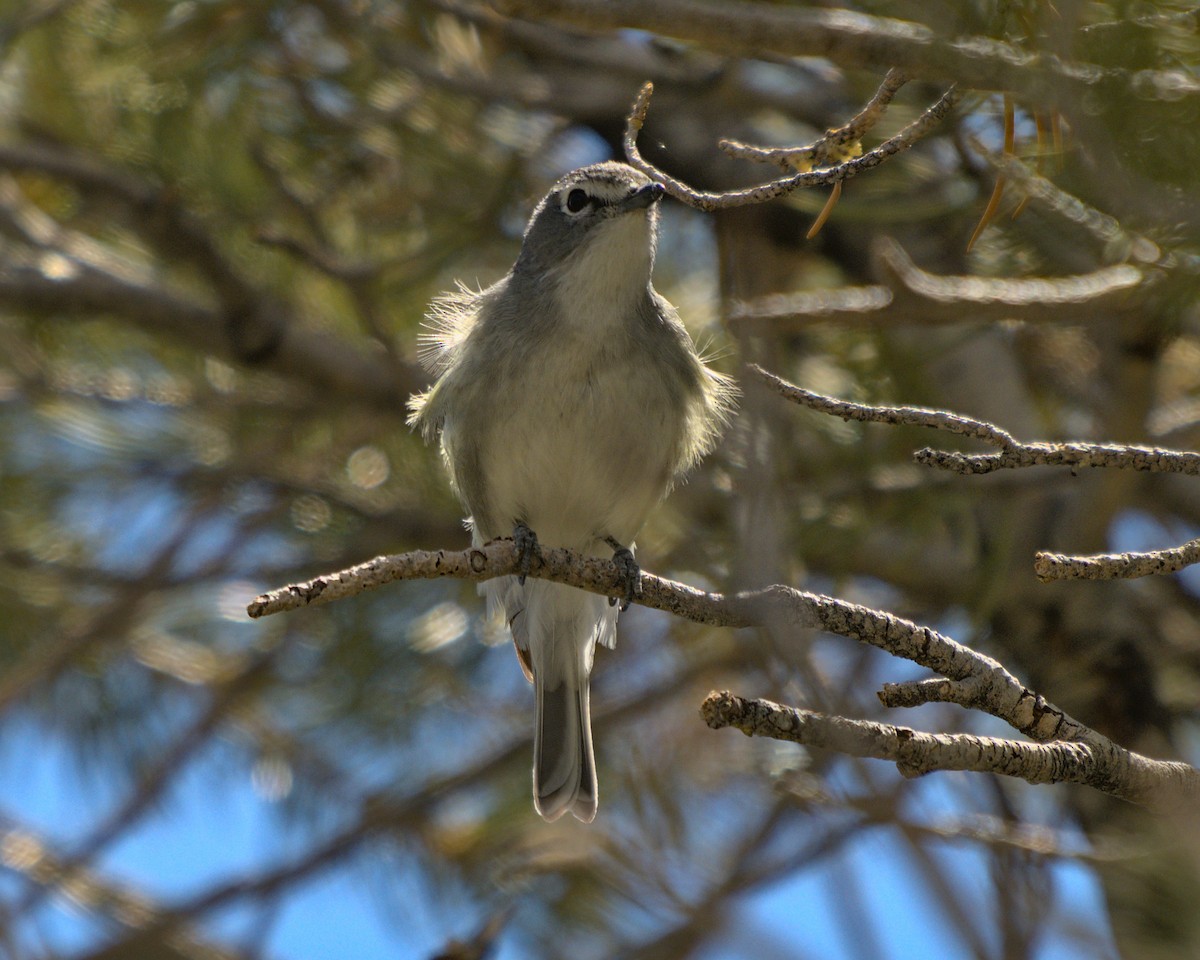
[604,536,642,612]
[513,521,541,586]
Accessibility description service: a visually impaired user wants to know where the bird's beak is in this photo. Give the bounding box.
[619,181,665,211]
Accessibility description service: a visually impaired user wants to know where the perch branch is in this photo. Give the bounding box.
[247,539,1200,808]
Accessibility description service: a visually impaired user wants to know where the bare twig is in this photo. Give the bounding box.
[748,363,1018,447]
[728,284,896,331]
[750,364,1200,476]
[914,441,1200,477]
[755,363,1200,581]
[875,238,1144,312]
[246,539,1200,808]
[623,81,960,211]
[720,68,910,171]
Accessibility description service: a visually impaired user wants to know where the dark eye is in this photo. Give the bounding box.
[565,188,590,213]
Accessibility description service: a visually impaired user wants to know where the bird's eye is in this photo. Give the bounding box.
[565,188,590,214]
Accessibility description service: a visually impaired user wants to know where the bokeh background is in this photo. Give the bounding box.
[2,2,1200,958]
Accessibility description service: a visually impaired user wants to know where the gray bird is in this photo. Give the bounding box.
[409,161,735,822]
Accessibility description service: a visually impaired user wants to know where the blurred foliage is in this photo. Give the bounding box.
[1,1,1200,958]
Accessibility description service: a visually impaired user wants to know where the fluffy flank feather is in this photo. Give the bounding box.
[416,280,486,374]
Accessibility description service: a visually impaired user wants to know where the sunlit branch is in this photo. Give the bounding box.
[246,539,1200,808]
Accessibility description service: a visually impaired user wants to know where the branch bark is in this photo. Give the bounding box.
[246,539,1200,810]
[752,363,1200,581]
[623,80,960,211]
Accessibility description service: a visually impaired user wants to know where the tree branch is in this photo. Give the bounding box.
[497,0,1200,109]
[752,363,1200,580]
[719,68,910,171]
[1034,538,1200,583]
[750,363,1200,475]
[0,145,424,404]
[623,81,960,211]
[246,539,1200,808]
[704,691,1118,786]
[729,239,1145,332]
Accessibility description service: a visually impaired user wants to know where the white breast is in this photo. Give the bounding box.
[478,216,682,553]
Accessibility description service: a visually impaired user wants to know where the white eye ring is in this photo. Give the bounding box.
[562,187,591,215]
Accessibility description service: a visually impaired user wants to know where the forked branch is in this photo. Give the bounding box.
[247,539,1200,809]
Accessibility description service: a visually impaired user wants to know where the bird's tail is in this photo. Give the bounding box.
[494,578,613,823]
[534,645,596,822]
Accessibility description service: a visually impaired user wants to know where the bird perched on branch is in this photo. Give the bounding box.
[409,161,735,822]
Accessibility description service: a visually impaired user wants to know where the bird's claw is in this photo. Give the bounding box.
[513,521,541,585]
[604,537,641,612]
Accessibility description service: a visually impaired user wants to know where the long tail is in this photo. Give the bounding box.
[534,649,596,822]
[493,578,614,823]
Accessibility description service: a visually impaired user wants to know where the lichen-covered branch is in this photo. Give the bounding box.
[700,691,1195,801]
[705,691,1104,785]
[623,81,960,211]
[913,440,1200,477]
[754,363,1200,581]
[247,539,1200,808]
[1034,538,1200,583]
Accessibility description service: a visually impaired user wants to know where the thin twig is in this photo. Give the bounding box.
[748,363,1018,448]
[750,364,1200,477]
[757,363,1200,581]
[914,441,1200,476]
[623,81,960,211]
[720,68,909,171]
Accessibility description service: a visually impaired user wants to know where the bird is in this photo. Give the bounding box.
[408,161,735,822]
